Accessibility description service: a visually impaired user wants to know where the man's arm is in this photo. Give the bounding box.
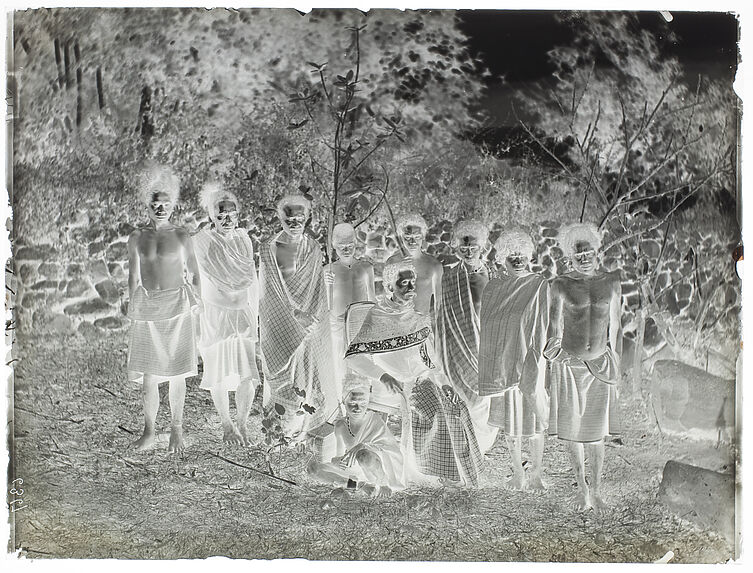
[127,231,141,299]
[364,263,376,301]
[608,275,622,359]
[180,229,202,299]
[432,259,444,317]
[547,279,563,342]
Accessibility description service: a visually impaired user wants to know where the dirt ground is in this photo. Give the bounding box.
[9,334,736,562]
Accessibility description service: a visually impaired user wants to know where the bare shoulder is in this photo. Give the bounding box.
[386,252,402,264]
[354,259,374,274]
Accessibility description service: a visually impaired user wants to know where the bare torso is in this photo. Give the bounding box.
[550,271,620,360]
[129,226,190,292]
[330,260,375,316]
[274,238,302,281]
[463,263,489,315]
[386,252,442,316]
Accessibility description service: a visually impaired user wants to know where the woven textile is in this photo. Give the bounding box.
[127,285,198,382]
[544,338,619,442]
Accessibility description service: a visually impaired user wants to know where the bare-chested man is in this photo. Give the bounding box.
[436,220,498,453]
[545,223,621,511]
[386,214,443,324]
[323,223,376,400]
[259,194,335,437]
[127,164,201,453]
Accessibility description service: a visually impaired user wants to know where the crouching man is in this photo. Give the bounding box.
[307,373,404,498]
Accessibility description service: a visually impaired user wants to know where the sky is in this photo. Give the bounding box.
[458,10,740,127]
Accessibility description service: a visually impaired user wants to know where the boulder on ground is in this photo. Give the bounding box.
[64,298,113,316]
[658,460,736,543]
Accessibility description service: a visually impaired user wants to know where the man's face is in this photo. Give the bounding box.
[401,224,424,253]
[334,236,356,260]
[215,200,238,234]
[281,204,307,236]
[457,235,483,262]
[391,269,416,304]
[505,251,530,276]
[344,388,370,418]
[148,192,174,224]
[572,240,597,274]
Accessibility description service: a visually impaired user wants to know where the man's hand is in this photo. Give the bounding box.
[293,309,316,330]
[339,445,363,469]
[323,269,335,286]
[441,384,459,404]
[380,373,404,394]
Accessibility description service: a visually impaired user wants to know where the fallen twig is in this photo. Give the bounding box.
[93,384,118,398]
[118,425,135,435]
[208,451,298,486]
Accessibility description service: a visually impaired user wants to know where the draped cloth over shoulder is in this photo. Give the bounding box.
[478,274,550,437]
[193,228,260,392]
[259,233,337,434]
[543,337,619,442]
[127,284,198,383]
[436,262,498,452]
[346,298,484,487]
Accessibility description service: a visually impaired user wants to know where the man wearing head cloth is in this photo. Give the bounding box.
[258,194,336,438]
[193,182,259,446]
[345,260,484,487]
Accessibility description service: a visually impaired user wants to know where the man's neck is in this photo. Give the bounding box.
[280,231,304,244]
[149,219,172,231]
[337,257,354,268]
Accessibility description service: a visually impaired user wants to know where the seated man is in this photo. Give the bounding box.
[307,372,404,497]
[478,229,549,490]
[194,182,260,446]
[546,223,621,511]
[436,219,498,453]
[345,261,483,487]
[127,164,201,454]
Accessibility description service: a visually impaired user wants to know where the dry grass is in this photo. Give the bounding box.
[10,334,734,562]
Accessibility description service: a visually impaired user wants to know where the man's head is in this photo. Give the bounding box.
[396,214,428,254]
[382,260,417,304]
[277,194,311,237]
[332,222,356,261]
[342,373,371,418]
[560,223,601,274]
[452,220,488,263]
[201,182,240,235]
[139,164,180,225]
[495,229,535,277]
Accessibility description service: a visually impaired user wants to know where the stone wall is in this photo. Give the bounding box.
[12,215,740,373]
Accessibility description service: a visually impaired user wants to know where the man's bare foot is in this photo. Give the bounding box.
[168,425,185,453]
[528,473,547,491]
[591,491,607,512]
[573,490,592,512]
[133,431,157,451]
[361,483,378,497]
[376,485,393,498]
[439,477,463,488]
[506,472,526,491]
[238,425,251,446]
[222,424,245,446]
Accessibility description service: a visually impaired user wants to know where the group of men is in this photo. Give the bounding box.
[125,164,621,510]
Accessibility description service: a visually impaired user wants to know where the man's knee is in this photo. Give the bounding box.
[355,448,379,468]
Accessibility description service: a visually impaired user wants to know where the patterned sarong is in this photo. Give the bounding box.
[478,274,549,437]
[127,284,198,383]
[259,233,335,435]
[543,338,619,442]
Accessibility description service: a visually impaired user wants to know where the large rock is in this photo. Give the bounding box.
[16,263,37,285]
[15,244,57,261]
[94,316,125,329]
[37,262,61,279]
[32,309,74,334]
[30,280,59,291]
[658,460,736,543]
[89,259,110,282]
[66,263,85,278]
[64,298,113,316]
[20,292,46,309]
[95,279,120,303]
[650,360,735,442]
[107,241,128,261]
[88,241,107,256]
[65,278,92,298]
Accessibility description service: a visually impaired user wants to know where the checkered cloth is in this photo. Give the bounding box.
[410,377,484,487]
[127,285,198,383]
[544,338,619,442]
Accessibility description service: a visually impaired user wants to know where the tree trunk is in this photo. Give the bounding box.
[632,305,646,393]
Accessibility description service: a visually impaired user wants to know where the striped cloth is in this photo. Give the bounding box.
[478,274,550,437]
[127,285,198,383]
[543,338,619,442]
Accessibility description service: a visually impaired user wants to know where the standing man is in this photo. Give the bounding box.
[258,194,335,437]
[545,223,621,511]
[386,214,443,326]
[478,229,549,490]
[345,261,484,487]
[127,164,201,454]
[436,220,498,453]
[194,182,259,446]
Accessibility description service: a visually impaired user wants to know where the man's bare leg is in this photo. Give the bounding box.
[567,441,591,511]
[168,377,186,453]
[505,435,526,490]
[586,441,606,511]
[134,375,160,450]
[210,386,244,445]
[356,449,392,498]
[235,378,255,445]
[528,433,547,490]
